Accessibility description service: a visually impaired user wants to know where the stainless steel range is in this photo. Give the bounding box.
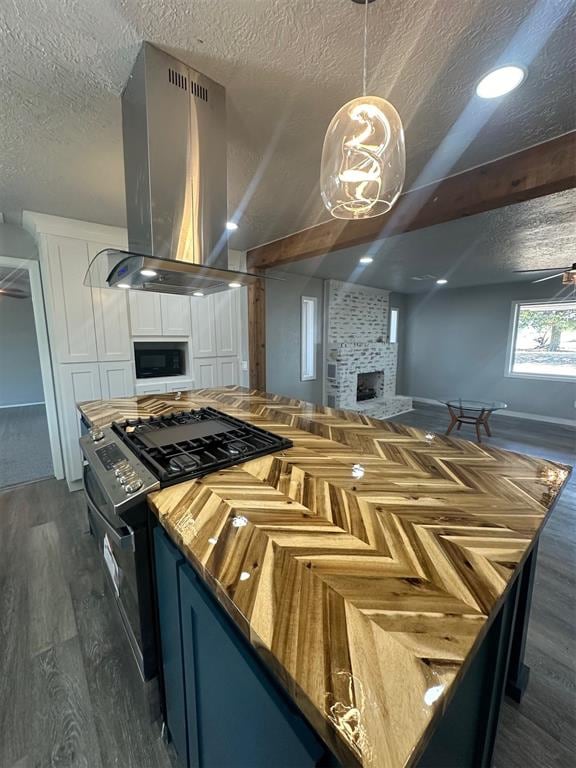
[80,408,292,681]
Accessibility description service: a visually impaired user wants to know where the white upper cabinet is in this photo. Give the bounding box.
[160,294,191,336]
[191,295,217,357]
[129,292,190,336]
[99,361,135,399]
[89,242,132,361]
[44,236,98,363]
[129,291,163,336]
[191,290,239,358]
[214,290,240,356]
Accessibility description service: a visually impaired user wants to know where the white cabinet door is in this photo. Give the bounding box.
[89,242,132,361]
[129,291,162,336]
[218,357,239,386]
[160,295,191,336]
[135,382,168,395]
[45,236,98,363]
[59,363,101,483]
[190,295,217,357]
[194,358,218,387]
[99,362,134,399]
[165,378,194,393]
[214,290,239,356]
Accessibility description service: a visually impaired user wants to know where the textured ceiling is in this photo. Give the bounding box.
[0,0,575,252]
[282,189,576,292]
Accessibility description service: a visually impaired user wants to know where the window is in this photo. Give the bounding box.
[389,307,399,344]
[507,300,576,380]
[301,296,317,381]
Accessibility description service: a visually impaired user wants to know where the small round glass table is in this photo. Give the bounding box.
[442,399,508,443]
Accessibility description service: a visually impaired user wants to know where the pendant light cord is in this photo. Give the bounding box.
[362,0,369,96]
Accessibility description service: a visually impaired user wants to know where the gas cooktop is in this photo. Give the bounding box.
[111,407,292,486]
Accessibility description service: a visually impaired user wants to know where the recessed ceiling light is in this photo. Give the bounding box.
[228,282,241,288]
[476,65,526,99]
[359,256,373,264]
[117,283,130,289]
[436,278,448,285]
[226,221,239,231]
[140,268,157,277]
[192,291,204,297]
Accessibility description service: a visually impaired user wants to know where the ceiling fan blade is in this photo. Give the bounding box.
[0,288,30,299]
[532,272,565,284]
[513,267,570,273]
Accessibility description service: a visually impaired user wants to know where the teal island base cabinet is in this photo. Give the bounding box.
[153,523,537,768]
[153,525,332,768]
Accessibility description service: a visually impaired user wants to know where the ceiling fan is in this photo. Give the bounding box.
[0,287,30,299]
[513,262,576,284]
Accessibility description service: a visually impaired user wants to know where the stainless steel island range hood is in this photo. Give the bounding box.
[85,43,264,295]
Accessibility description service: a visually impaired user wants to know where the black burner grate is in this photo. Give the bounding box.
[111,407,292,486]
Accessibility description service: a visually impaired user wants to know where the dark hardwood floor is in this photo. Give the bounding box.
[0,478,172,768]
[0,404,573,768]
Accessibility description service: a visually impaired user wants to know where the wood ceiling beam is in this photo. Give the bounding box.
[247,132,576,271]
[247,271,266,390]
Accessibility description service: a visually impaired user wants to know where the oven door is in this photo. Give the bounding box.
[83,463,155,679]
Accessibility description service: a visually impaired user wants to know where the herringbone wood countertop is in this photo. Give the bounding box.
[79,387,571,768]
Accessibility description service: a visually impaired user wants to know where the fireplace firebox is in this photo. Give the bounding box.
[356,371,385,402]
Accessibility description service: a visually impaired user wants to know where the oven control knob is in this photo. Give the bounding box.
[114,463,130,477]
[90,428,104,442]
[125,478,143,494]
[118,471,137,485]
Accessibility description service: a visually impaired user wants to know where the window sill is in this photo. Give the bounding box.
[504,371,576,383]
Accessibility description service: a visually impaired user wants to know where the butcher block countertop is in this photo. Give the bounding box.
[79,387,571,768]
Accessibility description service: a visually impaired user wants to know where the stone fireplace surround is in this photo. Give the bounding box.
[325,280,412,419]
[326,341,412,418]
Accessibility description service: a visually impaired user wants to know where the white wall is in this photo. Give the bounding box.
[402,281,576,422]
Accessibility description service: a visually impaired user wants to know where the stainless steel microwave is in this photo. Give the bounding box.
[135,348,184,379]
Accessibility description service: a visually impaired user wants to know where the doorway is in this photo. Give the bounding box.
[0,256,62,488]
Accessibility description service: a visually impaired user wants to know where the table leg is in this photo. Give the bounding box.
[475,419,482,443]
[446,406,458,435]
[483,416,492,437]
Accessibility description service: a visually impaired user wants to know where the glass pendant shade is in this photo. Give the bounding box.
[321,96,406,219]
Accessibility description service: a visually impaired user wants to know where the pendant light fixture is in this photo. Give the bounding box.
[321,0,405,219]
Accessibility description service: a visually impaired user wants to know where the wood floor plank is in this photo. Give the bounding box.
[52,487,172,768]
[30,635,103,768]
[0,487,33,768]
[28,521,78,656]
[495,704,573,768]
[70,572,171,768]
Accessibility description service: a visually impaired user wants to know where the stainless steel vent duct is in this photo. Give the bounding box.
[85,43,268,295]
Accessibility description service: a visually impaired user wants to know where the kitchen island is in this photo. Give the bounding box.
[79,387,571,768]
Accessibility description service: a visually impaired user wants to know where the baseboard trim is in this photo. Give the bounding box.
[0,401,46,409]
[412,398,576,428]
[384,408,415,420]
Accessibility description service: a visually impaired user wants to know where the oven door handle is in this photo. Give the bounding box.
[84,483,135,552]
